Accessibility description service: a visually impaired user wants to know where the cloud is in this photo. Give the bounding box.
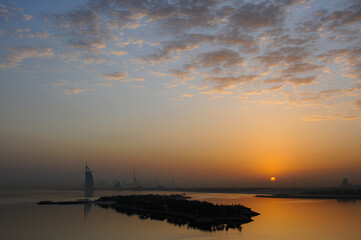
[98,82,112,87]
[10,27,30,39]
[303,114,328,121]
[102,72,144,83]
[65,88,93,95]
[194,49,245,72]
[10,29,49,40]
[267,85,284,91]
[199,89,233,95]
[228,2,284,30]
[4,0,356,117]
[125,37,159,47]
[166,82,180,88]
[60,52,80,63]
[284,88,348,107]
[304,114,361,122]
[262,78,287,84]
[299,0,361,35]
[317,47,361,80]
[0,3,23,21]
[181,93,193,98]
[151,71,168,77]
[82,55,107,64]
[288,76,317,85]
[0,45,54,67]
[34,31,50,39]
[169,70,194,81]
[355,99,361,109]
[44,8,106,51]
[22,14,32,21]
[51,80,94,95]
[255,46,311,71]
[103,71,128,81]
[110,50,129,56]
[281,63,324,76]
[205,75,259,92]
[52,80,70,87]
[142,34,215,64]
[147,0,221,33]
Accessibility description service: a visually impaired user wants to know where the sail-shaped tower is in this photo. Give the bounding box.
[85,163,94,197]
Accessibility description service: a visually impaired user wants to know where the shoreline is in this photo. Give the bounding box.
[255,194,361,200]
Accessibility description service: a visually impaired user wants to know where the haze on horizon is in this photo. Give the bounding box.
[0,0,360,189]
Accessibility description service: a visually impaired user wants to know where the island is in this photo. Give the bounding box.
[38,194,259,232]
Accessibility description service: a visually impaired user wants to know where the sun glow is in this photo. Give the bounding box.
[270,177,276,182]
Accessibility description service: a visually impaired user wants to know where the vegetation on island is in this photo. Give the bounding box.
[97,194,259,232]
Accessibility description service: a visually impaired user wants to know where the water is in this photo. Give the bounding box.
[0,190,360,240]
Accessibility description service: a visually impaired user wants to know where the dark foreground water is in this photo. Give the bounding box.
[0,190,360,240]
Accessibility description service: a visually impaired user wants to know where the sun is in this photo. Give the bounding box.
[270,177,276,182]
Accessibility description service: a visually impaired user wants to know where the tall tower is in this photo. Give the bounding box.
[85,163,94,197]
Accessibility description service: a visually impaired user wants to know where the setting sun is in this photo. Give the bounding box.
[270,177,276,182]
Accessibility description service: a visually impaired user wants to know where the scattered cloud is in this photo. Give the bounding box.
[34,31,50,39]
[22,14,32,21]
[169,70,194,81]
[0,3,23,21]
[52,80,70,87]
[110,50,129,56]
[151,71,168,77]
[267,85,284,91]
[304,114,361,122]
[10,27,30,39]
[82,55,107,65]
[288,76,317,85]
[281,63,324,76]
[205,75,259,92]
[355,99,361,109]
[181,93,193,98]
[65,88,94,95]
[9,28,50,39]
[0,45,54,67]
[142,34,215,64]
[44,8,106,51]
[98,82,112,87]
[102,71,144,83]
[194,49,245,73]
[104,71,128,81]
[0,0,359,119]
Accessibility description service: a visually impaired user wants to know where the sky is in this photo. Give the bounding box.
[0,0,360,189]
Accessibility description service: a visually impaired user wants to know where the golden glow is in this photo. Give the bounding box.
[270,177,276,182]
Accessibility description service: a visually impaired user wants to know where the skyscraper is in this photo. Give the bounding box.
[85,163,94,197]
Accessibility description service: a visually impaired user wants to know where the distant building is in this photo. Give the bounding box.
[85,163,94,197]
[340,178,352,188]
[133,169,137,185]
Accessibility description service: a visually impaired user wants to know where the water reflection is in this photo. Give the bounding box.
[99,204,246,232]
[337,199,358,203]
[84,203,92,221]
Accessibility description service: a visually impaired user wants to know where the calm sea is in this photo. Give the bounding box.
[0,190,360,240]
